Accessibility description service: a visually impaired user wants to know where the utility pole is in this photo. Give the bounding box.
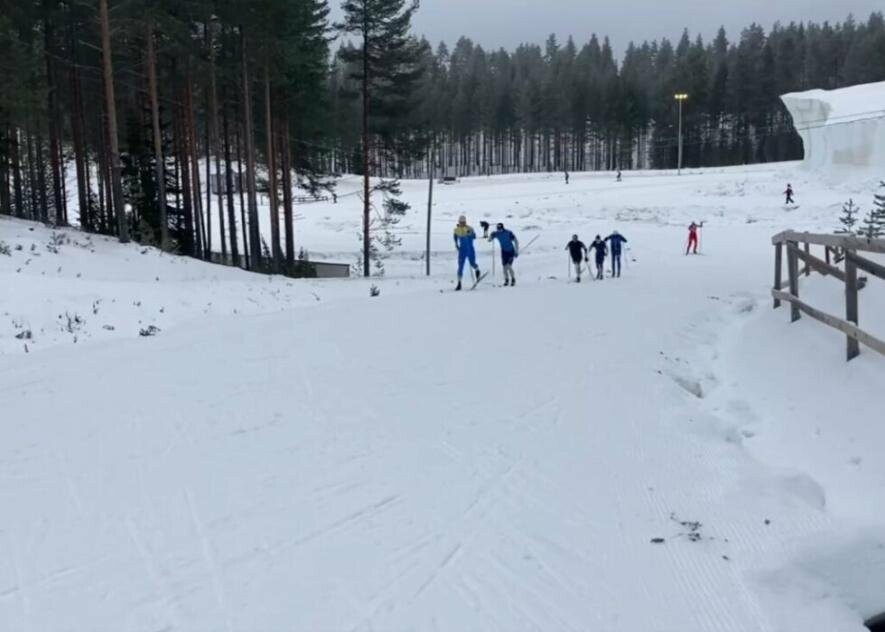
[426,143,434,276]
[674,93,688,175]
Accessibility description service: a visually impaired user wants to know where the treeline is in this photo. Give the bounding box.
[0,0,334,269]
[2,3,884,268]
[328,12,885,177]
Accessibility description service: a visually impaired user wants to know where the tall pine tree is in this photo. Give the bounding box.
[337,0,423,276]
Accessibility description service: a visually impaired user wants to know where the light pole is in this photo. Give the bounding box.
[674,93,688,175]
[426,142,435,276]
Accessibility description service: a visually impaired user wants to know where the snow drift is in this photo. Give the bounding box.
[781,81,885,175]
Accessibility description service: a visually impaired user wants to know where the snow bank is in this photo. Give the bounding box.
[781,81,885,176]
[0,217,358,355]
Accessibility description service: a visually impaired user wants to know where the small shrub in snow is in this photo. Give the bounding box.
[46,232,66,254]
[369,285,381,297]
[14,329,32,340]
[139,325,161,337]
[0,241,10,256]
[60,312,84,334]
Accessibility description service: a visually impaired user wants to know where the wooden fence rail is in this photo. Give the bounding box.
[771,230,885,361]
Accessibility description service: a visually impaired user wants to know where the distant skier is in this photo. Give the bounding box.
[489,222,520,286]
[616,169,622,182]
[784,183,795,205]
[565,171,570,185]
[605,230,628,277]
[479,220,491,239]
[565,234,588,282]
[686,221,703,255]
[589,235,607,280]
[453,215,481,291]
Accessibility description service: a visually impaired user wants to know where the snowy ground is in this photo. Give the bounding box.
[1,163,884,631]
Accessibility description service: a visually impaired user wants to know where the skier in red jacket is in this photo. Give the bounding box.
[686,221,703,255]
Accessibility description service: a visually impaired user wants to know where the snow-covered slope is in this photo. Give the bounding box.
[781,81,885,176]
[1,164,884,631]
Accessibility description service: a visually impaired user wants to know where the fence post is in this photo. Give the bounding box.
[804,242,811,276]
[845,251,860,361]
[773,242,783,308]
[787,241,800,322]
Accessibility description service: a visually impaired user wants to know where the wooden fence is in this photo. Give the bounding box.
[772,230,885,361]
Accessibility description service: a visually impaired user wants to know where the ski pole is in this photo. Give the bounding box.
[568,254,572,281]
[520,234,540,255]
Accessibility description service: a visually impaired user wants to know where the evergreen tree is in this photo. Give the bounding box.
[836,198,860,234]
[860,182,885,238]
[337,0,423,276]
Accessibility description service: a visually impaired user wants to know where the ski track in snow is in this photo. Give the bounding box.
[1,163,884,631]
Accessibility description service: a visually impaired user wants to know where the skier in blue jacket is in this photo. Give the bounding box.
[453,215,481,291]
[489,222,520,286]
[605,230,628,277]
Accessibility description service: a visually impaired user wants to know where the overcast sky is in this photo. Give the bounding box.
[328,0,881,59]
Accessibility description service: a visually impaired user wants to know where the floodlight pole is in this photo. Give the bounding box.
[674,93,688,175]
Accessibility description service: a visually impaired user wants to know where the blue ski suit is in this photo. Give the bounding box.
[454,224,479,278]
[489,229,519,266]
[605,233,628,277]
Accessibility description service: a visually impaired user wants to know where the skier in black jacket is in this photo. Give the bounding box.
[565,235,588,282]
[589,235,607,280]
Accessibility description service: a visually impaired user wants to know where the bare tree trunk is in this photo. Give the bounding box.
[99,0,128,241]
[0,124,9,216]
[241,28,261,269]
[69,27,90,230]
[145,18,169,249]
[222,88,239,263]
[11,127,23,218]
[35,130,49,222]
[174,90,194,255]
[281,115,294,266]
[204,107,212,254]
[95,110,108,232]
[25,126,37,219]
[207,23,225,257]
[185,72,205,258]
[264,62,281,269]
[235,121,249,268]
[44,4,64,225]
[361,21,371,276]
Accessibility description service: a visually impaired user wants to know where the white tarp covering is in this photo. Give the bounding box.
[781,81,885,173]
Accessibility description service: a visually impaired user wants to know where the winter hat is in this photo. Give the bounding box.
[572,234,579,240]
[496,222,504,229]
[458,215,466,223]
